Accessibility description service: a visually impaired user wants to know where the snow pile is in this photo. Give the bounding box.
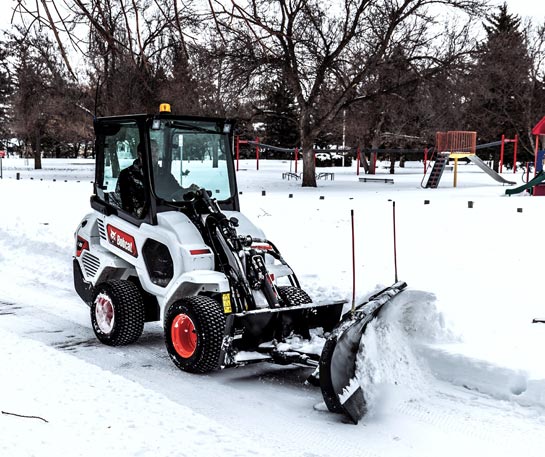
[354,290,447,415]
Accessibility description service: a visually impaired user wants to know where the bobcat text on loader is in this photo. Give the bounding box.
[73,105,407,424]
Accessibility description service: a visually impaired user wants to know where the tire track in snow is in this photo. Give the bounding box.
[391,386,545,457]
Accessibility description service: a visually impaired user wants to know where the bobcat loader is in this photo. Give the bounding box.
[73,105,407,423]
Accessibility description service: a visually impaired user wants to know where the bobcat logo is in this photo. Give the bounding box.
[106,224,138,257]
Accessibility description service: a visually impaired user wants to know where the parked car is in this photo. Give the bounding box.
[315,152,333,167]
[315,151,353,167]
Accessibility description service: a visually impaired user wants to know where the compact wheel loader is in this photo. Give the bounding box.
[73,106,407,423]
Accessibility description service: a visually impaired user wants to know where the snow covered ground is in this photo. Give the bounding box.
[1,157,545,456]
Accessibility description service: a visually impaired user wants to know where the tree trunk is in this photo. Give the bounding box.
[369,152,377,174]
[34,132,42,170]
[84,141,92,158]
[360,154,370,174]
[301,136,317,187]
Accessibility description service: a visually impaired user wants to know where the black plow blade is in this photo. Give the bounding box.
[319,281,407,424]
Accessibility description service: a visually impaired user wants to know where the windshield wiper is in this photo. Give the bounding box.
[164,121,220,134]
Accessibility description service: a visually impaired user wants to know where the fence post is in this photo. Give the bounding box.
[513,134,518,173]
[423,147,428,175]
[500,134,505,173]
[255,137,260,170]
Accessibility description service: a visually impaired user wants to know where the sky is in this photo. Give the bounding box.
[0,0,543,33]
[499,0,545,20]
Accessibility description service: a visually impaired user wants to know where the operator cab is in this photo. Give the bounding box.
[91,105,239,225]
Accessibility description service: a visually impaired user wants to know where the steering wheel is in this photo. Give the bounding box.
[169,184,202,202]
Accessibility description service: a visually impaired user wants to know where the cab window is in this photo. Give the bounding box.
[96,122,144,217]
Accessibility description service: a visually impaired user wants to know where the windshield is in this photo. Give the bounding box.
[149,119,233,203]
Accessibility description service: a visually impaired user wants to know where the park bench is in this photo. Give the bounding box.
[359,177,394,184]
[282,172,301,180]
[316,172,335,180]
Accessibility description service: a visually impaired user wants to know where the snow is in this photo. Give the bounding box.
[1,157,545,456]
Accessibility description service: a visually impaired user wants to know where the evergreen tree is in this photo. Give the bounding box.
[259,80,299,151]
[464,3,534,166]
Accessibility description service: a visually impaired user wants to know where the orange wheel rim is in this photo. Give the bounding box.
[171,314,197,358]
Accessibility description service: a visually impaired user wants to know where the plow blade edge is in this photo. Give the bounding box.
[319,281,407,424]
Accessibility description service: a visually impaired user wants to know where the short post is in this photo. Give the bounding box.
[468,201,474,208]
[295,147,299,174]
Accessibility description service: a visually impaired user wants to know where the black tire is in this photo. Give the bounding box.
[277,285,312,306]
[91,280,145,346]
[164,296,226,373]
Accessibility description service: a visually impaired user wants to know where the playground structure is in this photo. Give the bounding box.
[532,115,545,173]
[506,115,545,196]
[234,133,521,188]
[422,131,516,188]
[235,137,353,173]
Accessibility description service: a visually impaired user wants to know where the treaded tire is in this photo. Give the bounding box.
[164,296,226,373]
[277,285,312,306]
[91,280,145,346]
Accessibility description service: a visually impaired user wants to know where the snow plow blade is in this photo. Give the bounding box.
[319,281,407,424]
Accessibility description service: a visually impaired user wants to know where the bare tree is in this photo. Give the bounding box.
[524,19,545,152]
[10,33,55,168]
[209,0,485,186]
[0,40,13,150]
[14,0,204,115]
